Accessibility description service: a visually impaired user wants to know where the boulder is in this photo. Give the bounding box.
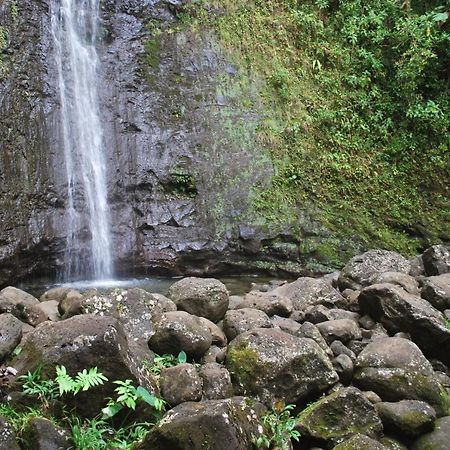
[332,354,354,384]
[198,317,227,347]
[201,345,226,364]
[421,274,450,311]
[375,400,436,437]
[226,328,338,405]
[40,287,76,303]
[133,397,264,450]
[0,417,20,450]
[148,311,212,358]
[354,337,449,416]
[0,286,47,327]
[332,434,384,450]
[57,289,84,319]
[19,417,72,450]
[304,305,359,324]
[223,308,272,341]
[160,363,202,406]
[422,245,450,276]
[330,341,356,361]
[359,283,450,362]
[297,322,333,358]
[13,314,153,417]
[271,315,302,335]
[368,271,419,295]
[316,319,362,344]
[296,387,383,445]
[380,437,409,450]
[83,288,176,362]
[36,300,60,321]
[167,277,229,322]
[199,363,234,400]
[237,291,293,317]
[273,277,347,311]
[0,313,22,362]
[411,416,450,450]
[338,250,410,291]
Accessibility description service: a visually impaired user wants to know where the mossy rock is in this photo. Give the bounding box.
[296,387,382,446]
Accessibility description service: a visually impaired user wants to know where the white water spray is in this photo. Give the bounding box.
[51,0,113,280]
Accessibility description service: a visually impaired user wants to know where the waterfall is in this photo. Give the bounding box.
[51,0,113,280]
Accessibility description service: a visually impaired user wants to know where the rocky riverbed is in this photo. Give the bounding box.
[0,244,450,449]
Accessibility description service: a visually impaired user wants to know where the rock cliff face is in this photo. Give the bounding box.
[0,0,313,285]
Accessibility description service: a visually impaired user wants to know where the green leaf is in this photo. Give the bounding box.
[177,351,187,364]
[136,386,157,406]
[101,403,124,418]
[432,12,448,22]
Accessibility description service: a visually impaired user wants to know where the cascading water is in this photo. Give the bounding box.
[51,0,113,280]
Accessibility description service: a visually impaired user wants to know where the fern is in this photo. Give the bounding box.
[74,367,108,393]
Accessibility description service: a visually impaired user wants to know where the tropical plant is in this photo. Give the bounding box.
[147,351,187,378]
[256,401,300,450]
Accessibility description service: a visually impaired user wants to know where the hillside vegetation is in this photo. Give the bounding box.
[178,0,449,267]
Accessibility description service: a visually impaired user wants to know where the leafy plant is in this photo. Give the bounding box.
[19,365,108,407]
[256,402,300,450]
[148,351,187,377]
[102,380,166,419]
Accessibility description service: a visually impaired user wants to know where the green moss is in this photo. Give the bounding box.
[177,0,450,265]
[143,38,161,69]
[227,343,258,389]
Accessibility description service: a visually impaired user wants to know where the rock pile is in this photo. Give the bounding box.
[0,245,449,449]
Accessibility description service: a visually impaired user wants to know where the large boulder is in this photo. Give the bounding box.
[237,291,293,317]
[296,387,383,445]
[375,400,436,438]
[411,416,450,450]
[167,277,229,322]
[160,363,202,406]
[133,397,264,450]
[421,274,450,311]
[226,328,338,405]
[82,288,176,361]
[223,308,272,341]
[338,250,410,291]
[422,245,450,276]
[148,311,212,358]
[13,314,153,417]
[0,287,47,327]
[353,337,449,416]
[368,271,419,295]
[272,277,347,311]
[358,283,450,362]
[0,313,22,362]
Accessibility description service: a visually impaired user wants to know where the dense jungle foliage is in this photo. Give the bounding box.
[178,0,449,266]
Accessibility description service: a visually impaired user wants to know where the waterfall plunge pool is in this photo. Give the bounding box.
[17,275,287,299]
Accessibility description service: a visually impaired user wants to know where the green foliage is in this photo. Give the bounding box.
[102,380,166,419]
[256,402,300,450]
[182,0,450,262]
[14,365,160,448]
[19,365,108,406]
[165,172,197,197]
[445,319,450,330]
[148,351,187,377]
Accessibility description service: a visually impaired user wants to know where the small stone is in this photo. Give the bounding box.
[223,308,272,341]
